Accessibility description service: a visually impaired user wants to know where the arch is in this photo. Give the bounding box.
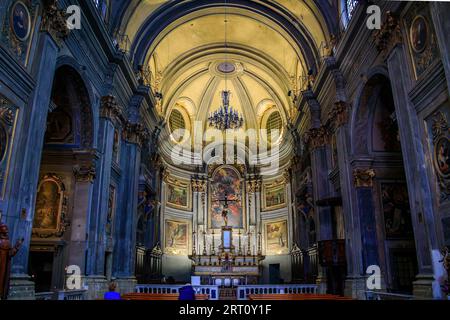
[47,65,94,148]
[350,66,391,156]
[130,0,321,71]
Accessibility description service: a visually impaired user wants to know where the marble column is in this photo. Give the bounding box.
[68,155,97,272]
[84,95,123,298]
[376,13,441,298]
[112,121,147,294]
[7,19,64,299]
[303,91,333,293]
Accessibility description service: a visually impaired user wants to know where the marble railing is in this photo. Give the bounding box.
[236,284,318,300]
[365,291,415,300]
[135,284,220,300]
[35,289,87,300]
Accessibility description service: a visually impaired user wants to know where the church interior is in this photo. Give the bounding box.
[0,0,450,301]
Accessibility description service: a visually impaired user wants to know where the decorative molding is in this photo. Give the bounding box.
[40,0,70,45]
[373,11,403,58]
[353,168,376,188]
[431,112,450,201]
[122,121,149,147]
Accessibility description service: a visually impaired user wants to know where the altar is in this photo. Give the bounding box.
[189,226,265,286]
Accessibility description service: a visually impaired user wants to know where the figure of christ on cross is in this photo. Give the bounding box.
[213,192,240,227]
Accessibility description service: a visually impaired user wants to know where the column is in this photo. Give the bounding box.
[7,5,68,299]
[84,95,123,298]
[302,90,333,293]
[375,12,441,298]
[68,154,97,272]
[112,121,148,294]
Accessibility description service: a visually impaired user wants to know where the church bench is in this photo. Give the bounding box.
[121,293,209,300]
[248,294,352,301]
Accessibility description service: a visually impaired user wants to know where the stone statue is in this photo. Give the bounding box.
[0,224,23,300]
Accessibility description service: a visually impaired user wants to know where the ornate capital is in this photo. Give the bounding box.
[41,0,70,45]
[122,121,149,147]
[373,11,403,57]
[247,179,261,193]
[303,126,329,150]
[100,95,124,124]
[329,101,351,129]
[353,168,376,188]
[73,164,96,183]
[192,178,207,193]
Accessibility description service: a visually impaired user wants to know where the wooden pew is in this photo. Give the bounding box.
[248,294,352,301]
[121,293,209,300]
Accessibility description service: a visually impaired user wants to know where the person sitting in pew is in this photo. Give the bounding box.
[179,283,196,301]
[104,282,121,300]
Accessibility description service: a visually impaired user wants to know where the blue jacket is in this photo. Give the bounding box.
[179,286,196,300]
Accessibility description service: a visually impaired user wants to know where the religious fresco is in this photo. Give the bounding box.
[164,220,189,255]
[263,184,286,210]
[404,4,440,79]
[32,174,70,238]
[265,220,288,255]
[381,183,414,239]
[209,166,243,229]
[166,184,189,209]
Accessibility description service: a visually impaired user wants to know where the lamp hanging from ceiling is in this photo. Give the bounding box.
[207,0,243,130]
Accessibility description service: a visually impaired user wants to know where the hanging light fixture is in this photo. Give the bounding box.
[208,0,244,130]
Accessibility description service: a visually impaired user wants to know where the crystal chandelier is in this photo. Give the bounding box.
[208,91,243,130]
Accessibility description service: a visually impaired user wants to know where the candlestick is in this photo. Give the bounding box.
[192,231,197,256]
[211,230,216,255]
[203,231,207,255]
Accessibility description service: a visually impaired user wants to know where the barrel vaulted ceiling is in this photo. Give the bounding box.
[110,0,337,134]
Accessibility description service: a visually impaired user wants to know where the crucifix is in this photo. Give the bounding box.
[213,192,240,226]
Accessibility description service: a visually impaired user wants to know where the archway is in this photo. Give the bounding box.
[352,73,418,294]
[28,65,94,292]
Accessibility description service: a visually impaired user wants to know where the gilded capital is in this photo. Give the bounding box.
[100,95,124,123]
[41,0,70,45]
[353,168,376,188]
[303,126,329,150]
[373,11,403,57]
[329,101,350,129]
[73,164,96,183]
[122,121,149,147]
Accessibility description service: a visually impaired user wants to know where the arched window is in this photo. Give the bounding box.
[266,111,282,143]
[169,109,186,133]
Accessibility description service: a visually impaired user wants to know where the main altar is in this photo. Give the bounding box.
[189,225,265,286]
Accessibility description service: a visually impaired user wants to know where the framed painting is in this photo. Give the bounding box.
[164,219,189,255]
[166,178,191,211]
[10,1,31,42]
[381,183,414,239]
[403,4,440,79]
[262,183,286,211]
[209,165,244,230]
[264,220,288,255]
[32,174,69,238]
